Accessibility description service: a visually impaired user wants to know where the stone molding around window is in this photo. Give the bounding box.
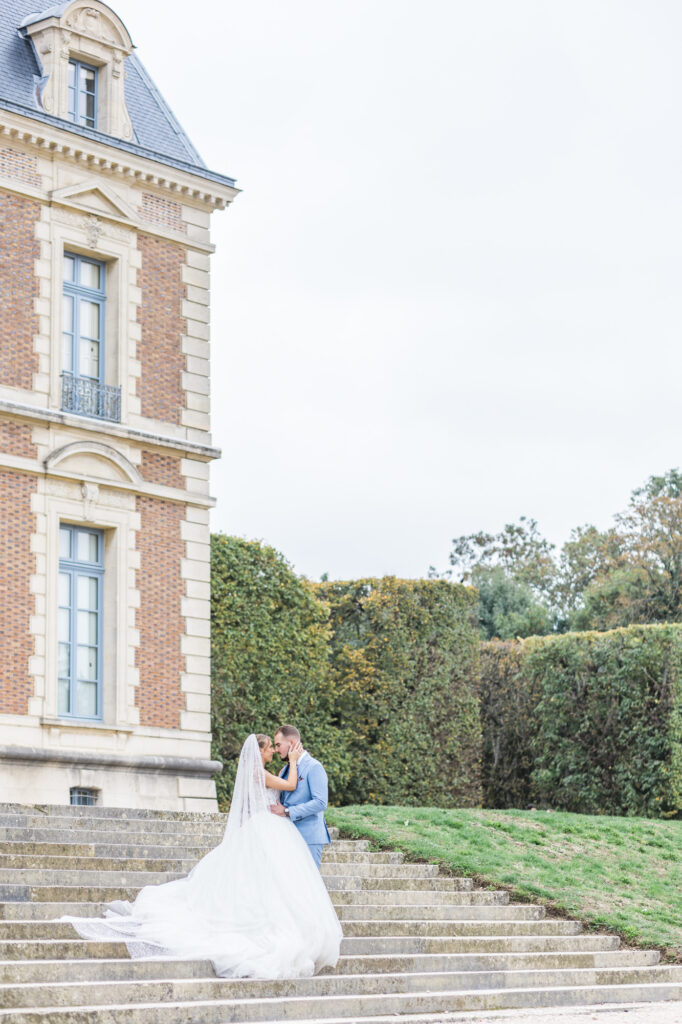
[20,0,134,141]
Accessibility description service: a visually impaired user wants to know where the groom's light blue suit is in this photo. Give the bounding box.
[279,753,331,870]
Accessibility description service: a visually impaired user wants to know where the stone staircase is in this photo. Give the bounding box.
[0,804,680,1022]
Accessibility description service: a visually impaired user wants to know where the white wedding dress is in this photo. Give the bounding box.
[61,736,342,978]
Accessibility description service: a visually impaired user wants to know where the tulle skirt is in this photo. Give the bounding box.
[61,812,342,979]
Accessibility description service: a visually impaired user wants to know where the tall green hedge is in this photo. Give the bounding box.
[480,626,682,818]
[315,577,482,807]
[478,639,539,809]
[210,535,351,804]
[211,539,482,808]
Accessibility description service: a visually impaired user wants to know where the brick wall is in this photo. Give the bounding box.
[0,190,40,390]
[136,233,187,425]
[0,470,36,714]
[140,449,185,490]
[135,495,186,728]
[0,147,41,188]
[0,421,37,458]
[139,193,186,233]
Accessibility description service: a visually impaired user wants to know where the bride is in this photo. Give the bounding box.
[61,734,343,978]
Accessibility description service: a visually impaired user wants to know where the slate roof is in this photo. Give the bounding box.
[0,0,235,188]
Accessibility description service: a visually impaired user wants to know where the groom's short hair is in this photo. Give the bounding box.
[275,724,300,742]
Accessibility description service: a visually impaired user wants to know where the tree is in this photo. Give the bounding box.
[443,517,556,600]
[473,567,553,640]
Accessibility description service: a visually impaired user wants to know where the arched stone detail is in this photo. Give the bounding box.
[44,441,142,484]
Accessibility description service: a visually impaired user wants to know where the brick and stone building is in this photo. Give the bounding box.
[0,0,237,809]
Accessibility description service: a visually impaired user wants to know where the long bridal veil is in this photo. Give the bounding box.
[62,735,342,978]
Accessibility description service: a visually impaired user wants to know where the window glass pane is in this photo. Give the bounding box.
[77,530,99,564]
[58,676,70,715]
[76,680,98,718]
[79,339,100,379]
[62,294,74,334]
[77,610,98,645]
[63,255,75,283]
[79,261,101,291]
[62,336,73,373]
[58,608,71,642]
[77,645,98,680]
[59,528,71,560]
[79,65,95,91]
[68,62,76,88]
[80,299,100,339]
[84,92,96,125]
[77,575,98,610]
[58,642,71,677]
[58,571,71,606]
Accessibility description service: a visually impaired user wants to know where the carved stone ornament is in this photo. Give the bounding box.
[82,215,103,248]
[81,481,99,520]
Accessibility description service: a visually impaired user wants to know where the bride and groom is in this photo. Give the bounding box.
[63,725,343,979]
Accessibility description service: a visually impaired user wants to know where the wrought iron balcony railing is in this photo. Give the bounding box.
[61,373,121,423]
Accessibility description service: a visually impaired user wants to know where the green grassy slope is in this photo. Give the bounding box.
[326,806,682,958]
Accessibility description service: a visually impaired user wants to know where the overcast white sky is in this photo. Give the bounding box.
[117,1,682,581]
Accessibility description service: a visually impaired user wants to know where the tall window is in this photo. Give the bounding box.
[67,59,97,128]
[62,252,105,383]
[58,524,103,720]
[61,252,120,420]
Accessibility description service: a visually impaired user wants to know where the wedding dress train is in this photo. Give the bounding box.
[61,736,342,978]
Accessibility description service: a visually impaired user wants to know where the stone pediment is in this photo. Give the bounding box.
[49,180,138,223]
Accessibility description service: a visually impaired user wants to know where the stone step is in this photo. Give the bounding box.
[328,949,661,975]
[330,888,507,906]
[0,852,397,873]
[0,836,364,857]
[0,902,111,920]
[338,934,621,956]
[0,933,622,962]
[0,804,228,822]
[0,869,186,886]
[2,965,682,1009]
[322,876,473,891]
[0,949,661,986]
[0,918,584,941]
[334,903,545,921]
[1,981,681,1022]
[0,884,504,907]
[0,815,227,831]
[0,855,198,872]
[0,827,225,847]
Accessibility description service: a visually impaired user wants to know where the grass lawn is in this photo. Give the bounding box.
[326,805,682,958]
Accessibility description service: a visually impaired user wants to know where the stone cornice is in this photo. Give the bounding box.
[0,743,223,778]
[0,399,221,461]
[0,106,239,210]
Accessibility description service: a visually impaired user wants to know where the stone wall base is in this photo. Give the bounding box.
[0,745,221,811]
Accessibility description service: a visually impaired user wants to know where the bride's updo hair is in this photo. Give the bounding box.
[256,734,271,749]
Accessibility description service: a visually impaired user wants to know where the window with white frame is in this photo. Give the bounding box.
[62,252,105,381]
[61,252,120,421]
[58,524,104,720]
[67,59,98,129]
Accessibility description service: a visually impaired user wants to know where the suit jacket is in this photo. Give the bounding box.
[279,754,331,846]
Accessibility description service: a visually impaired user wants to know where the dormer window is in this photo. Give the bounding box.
[20,1,134,141]
[68,60,98,129]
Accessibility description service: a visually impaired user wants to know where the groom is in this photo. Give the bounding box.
[269,724,331,870]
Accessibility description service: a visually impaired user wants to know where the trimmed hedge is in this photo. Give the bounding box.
[210,535,351,804]
[480,626,682,818]
[315,577,482,807]
[478,639,539,809]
